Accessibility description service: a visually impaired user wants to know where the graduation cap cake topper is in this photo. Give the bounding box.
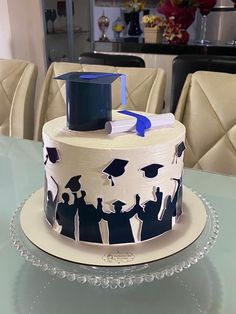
[55,72,126,131]
[103,159,129,186]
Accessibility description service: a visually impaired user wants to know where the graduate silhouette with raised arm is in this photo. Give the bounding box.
[175,176,183,219]
[56,192,77,240]
[100,195,141,244]
[55,175,82,240]
[45,176,59,227]
[137,187,163,241]
[73,190,103,243]
[168,178,181,217]
[158,178,182,234]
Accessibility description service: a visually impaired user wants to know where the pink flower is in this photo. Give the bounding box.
[163,18,189,44]
[158,0,196,29]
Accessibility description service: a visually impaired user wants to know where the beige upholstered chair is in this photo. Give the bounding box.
[34,62,166,141]
[175,71,236,176]
[0,59,37,139]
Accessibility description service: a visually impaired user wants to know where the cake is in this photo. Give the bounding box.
[42,112,185,246]
[42,71,185,247]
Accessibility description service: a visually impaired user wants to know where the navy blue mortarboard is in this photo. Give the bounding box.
[65,175,82,192]
[176,141,186,158]
[44,147,60,165]
[112,200,126,207]
[103,158,129,186]
[55,72,126,131]
[140,163,164,178]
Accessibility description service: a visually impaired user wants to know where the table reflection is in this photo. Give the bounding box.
[14,257,222,314]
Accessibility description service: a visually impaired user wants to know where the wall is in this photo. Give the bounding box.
[0,0,12,58]
[4,0,47,102]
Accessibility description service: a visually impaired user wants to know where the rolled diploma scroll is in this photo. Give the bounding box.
[105,113,175,135]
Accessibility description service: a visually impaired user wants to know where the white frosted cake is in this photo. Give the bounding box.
[42,111,186,246]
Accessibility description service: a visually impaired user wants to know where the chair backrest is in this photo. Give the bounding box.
[34,62,166,141]
[175,71,236,176]
[78,52,146,67]
[170,54,236,113]
[0,59,37,139]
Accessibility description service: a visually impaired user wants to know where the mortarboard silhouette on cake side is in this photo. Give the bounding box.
[65,175,82,192]
[173,141,186,163]
[103,158,129,186]
[55,72,126,131]
[176,141,186,158]
[140,163,164,178]
[44,147,60,165]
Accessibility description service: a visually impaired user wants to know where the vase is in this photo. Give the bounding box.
[144,28,163,44]
[98,11,110,42]
[195,0,217,45]
[128,11,142,36]
[112,16,125,40]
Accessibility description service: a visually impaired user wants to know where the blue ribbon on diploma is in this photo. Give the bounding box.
[118,110,152,137]
[80,73,126,106]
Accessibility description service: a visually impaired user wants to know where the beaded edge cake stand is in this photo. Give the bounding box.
[10,189,219,289]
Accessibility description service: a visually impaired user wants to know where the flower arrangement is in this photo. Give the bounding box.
[163,17,189,44]
[158,0,199,43]
[127,0,145,12]
[157,0,217,44]
[142,15,165,43]
[142,15,166,29]
[159,0,198,7]
[158,0,197,28]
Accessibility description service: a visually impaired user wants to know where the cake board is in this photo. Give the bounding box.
[19,186,207,267]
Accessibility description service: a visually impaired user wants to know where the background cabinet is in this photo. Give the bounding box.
[42,0,93,66]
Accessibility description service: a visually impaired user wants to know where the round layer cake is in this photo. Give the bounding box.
[42,112,185,245]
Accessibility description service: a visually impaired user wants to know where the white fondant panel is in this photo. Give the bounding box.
[20,187,207,266]
[42,112,185,245]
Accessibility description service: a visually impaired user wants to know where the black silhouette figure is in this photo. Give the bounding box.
[65,175,82,192]
[175,176,183,219]
[169,178,181,217]
[159,178,182,234]
[45,176,59,226]
[137,187,163,241]
[44,147,60,165]
[101,196,140,244]
[74,191,103,243]
[140,163,164,178]
[56,193,77,240]
[103,159,129,186]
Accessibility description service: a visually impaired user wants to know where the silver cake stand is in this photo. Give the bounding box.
[10,190,219,289]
